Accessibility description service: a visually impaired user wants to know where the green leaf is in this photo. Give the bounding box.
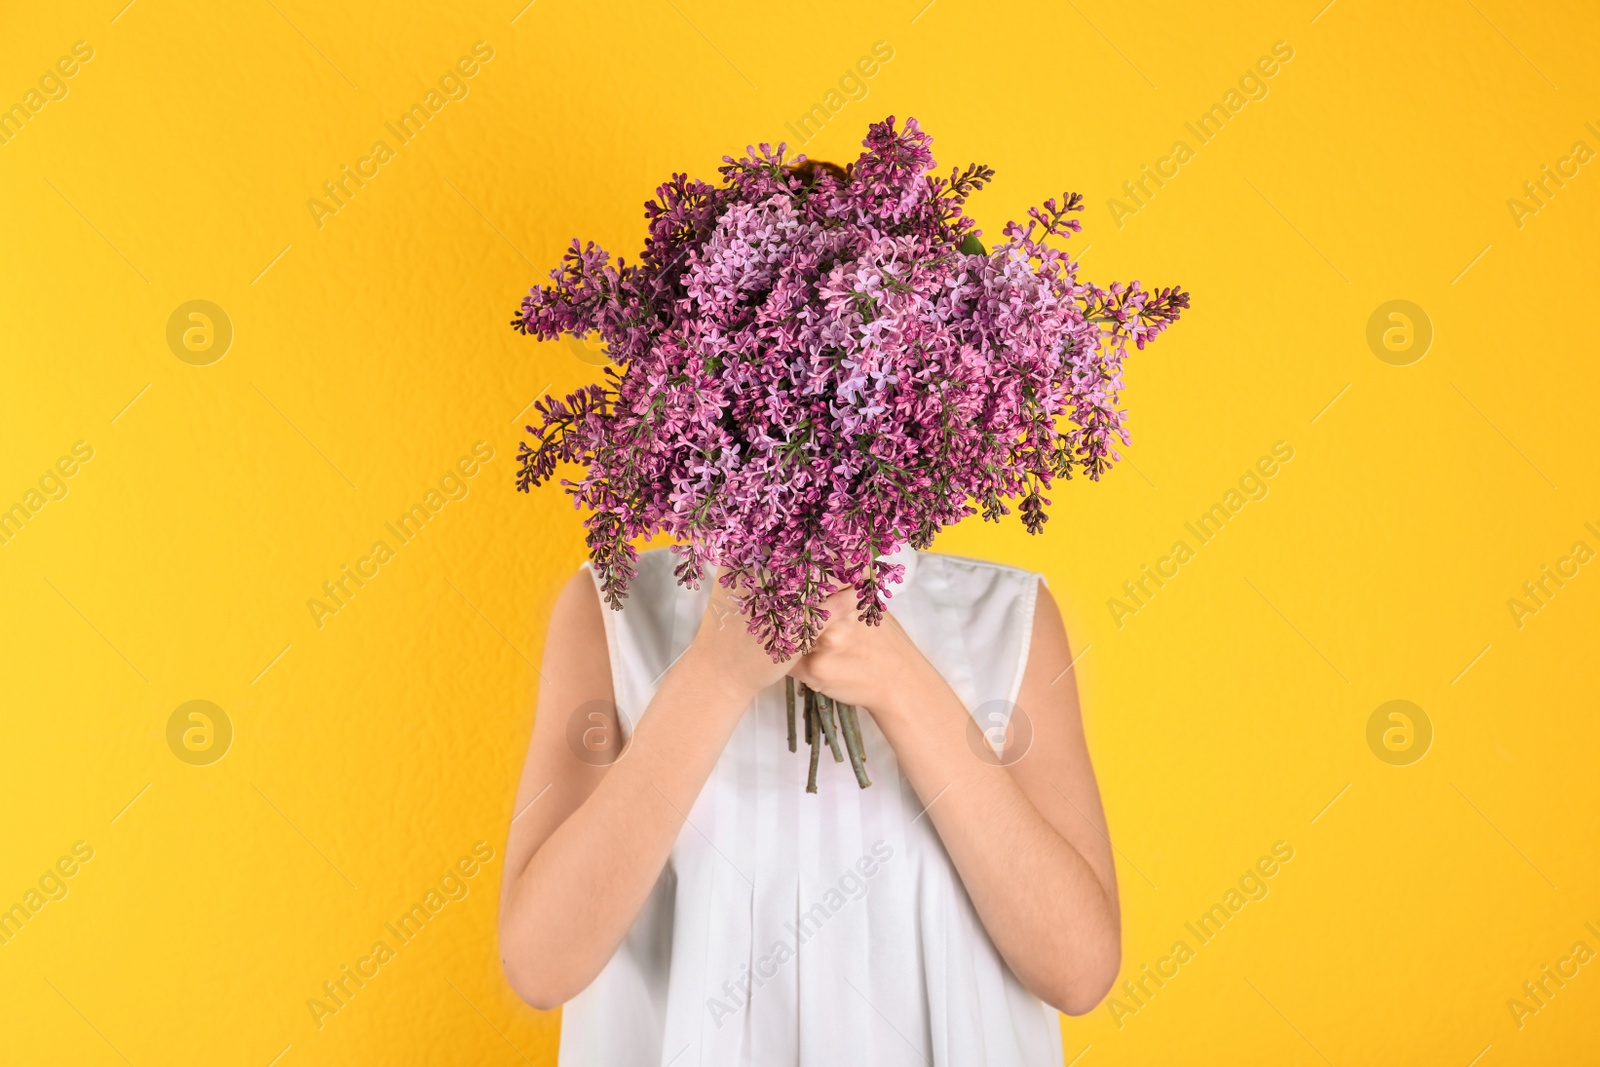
[959,233,987,256]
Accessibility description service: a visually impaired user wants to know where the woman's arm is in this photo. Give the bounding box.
[790,581,1121,1015]
[498,567,787,1009]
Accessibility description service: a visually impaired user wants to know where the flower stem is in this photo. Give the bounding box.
[818,694,845,764]
[793,682,872,790]
[840,704,872,788]
[803,683,815,747]
[806,696,822,793]
[785,676,797,753]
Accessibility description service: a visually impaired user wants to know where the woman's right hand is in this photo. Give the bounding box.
[686,566,794,698]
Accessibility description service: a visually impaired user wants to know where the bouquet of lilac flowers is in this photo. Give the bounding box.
[514,116,1187,790]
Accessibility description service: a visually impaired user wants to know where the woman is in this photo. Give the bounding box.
[499,541,1121,1065]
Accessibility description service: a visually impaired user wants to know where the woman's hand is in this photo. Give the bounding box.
[787,585,929,713]
[684,567,794,699]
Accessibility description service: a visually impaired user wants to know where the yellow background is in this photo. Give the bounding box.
[3,0,1597,1063]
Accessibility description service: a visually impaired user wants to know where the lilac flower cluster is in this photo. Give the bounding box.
[514,116,1188,660]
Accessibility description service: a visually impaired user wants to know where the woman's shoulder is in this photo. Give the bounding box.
[626,545,696,586]
[885,548,1046,644]
[582,546,695,605]
[915,549,1041,580]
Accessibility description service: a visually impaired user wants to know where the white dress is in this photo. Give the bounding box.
[559,544,1064,1066]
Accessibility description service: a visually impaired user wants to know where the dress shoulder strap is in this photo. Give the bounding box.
[582,549,709,737]
[892,551,1043,754]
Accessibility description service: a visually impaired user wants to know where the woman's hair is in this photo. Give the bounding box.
[787,158,849,185]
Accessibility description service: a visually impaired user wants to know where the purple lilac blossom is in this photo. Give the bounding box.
[513,116,1189,660]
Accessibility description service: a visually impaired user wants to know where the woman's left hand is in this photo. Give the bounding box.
[786,585,928,714]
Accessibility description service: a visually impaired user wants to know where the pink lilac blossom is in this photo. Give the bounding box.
[513,116,1188,660]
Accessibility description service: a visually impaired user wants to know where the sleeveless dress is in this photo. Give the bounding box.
[559,544,1064,1066]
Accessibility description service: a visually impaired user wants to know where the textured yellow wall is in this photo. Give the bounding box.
[2,1,1597,1064]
